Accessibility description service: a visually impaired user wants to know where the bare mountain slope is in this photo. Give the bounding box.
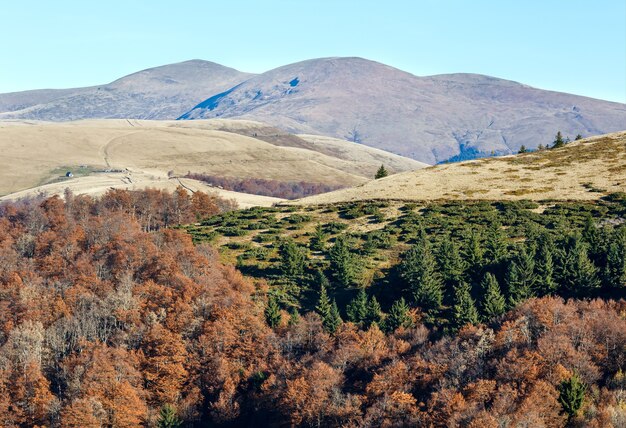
[180,57,626,164]
[0,60,252,120]
[290,130,626,205]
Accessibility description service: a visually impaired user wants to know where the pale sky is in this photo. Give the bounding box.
[1,0,625,103]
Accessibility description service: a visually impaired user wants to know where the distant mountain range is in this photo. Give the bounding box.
[2,57,625,163]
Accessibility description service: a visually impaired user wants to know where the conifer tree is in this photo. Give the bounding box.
[157,404,182,428]
[400,238,443,313]
[452,282,479,329]
[346,288,368,324]
[264,295,282,328]
[484,222,508,267]
[437,236,466,291]
[288,308,301,327]
[328,236,361,288]
[558,234,600,297]
[506,246,537,306]
[314,269,331,291]
[310,224,328,252]
[480,272,506,320]
[278,239,307,278]
[604,227,626,289]
[462,229,484,284]
[316,283,332,324]
[559,373,587,419]
[534,233,557,295]
[365,295,383,327]
[518,145,527,154]
[552,131,566,149]
[375,164,389,179]
[383,297,413,332]
[326,300,343,333]
[575,134,583,140]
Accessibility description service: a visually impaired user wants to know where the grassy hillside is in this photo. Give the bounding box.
[0,118,424,201]
[294,131,626,205]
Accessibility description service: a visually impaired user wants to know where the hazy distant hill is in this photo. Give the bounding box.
[0,60,252,120]
[180,57,626,164]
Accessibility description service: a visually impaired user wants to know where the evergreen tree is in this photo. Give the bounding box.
[604,227,626,289]
[288,308,301,327]
[506,246,537,306]
[264,295,282,328]
[157,404,182,428]
[537,143,546,151]
[383,297,413,332]
[437,236,466,291]
[534,233,557,295]
[309,223,328,252]
[400,238,444,313]
[375,164,389,179]
[518,145,527,154]
[346,288,368,324]
[314,269,331,291]
[552,131,566,149]
[316,283,332,323]
[484,222,508,276]
[462,229,484,284]
[365,295,383,327]
[559,373,587,419]
[575,134,583,140]
[328,236,361,288]
[480,272,506,320]
[278,239,307,278]
[452,282,479,329]
[558,234,600,297]
[326,300,343,333]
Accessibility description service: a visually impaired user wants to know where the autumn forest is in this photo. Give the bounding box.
[0,189,625,427]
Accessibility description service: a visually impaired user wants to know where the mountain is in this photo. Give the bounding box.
[179,57,626,164]
[0,60,252,120]
[0,118,424,203]
[289,130,626,205]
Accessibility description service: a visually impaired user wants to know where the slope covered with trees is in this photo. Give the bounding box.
[1,191,625,426]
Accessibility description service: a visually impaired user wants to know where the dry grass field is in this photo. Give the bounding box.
[0,118,425,204]
[293,131,626,205]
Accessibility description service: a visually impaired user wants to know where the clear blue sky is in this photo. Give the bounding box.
[1,0,625,102]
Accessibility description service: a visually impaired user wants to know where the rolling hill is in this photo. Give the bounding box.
[180,57,626,164]
[291,130,626,205]
[0,119,425,204]
[0,60,251,120]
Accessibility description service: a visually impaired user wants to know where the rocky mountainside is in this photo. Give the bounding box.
[0,60,252,120]
[180,57,626,164]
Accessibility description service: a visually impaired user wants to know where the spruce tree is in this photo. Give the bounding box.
[559,373,587,419]
[552,131,566,149]
[383,297,413,332]
[506,246,537,306]
[400,238,443,313]
[157,404,182,428]
[559,234,600,297]
[452,282,479,329]
[534,233,557,295]
[437,236,466,291]
[575,134,583,140]
[278,239,307,278]
[485,222,508,266]
[518,145,527,154]
[329,236,361,288]
[264,295,282,328]
[462,229,484,284]
[326,300,343,333]
[346,288,368,324]
[316,283,332,323]
[365,295,383,327]
[604,227,626,289]
[480,272,506,320]
[310,223,328,252]
[288,308,301,327]
[375,164,389,179]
